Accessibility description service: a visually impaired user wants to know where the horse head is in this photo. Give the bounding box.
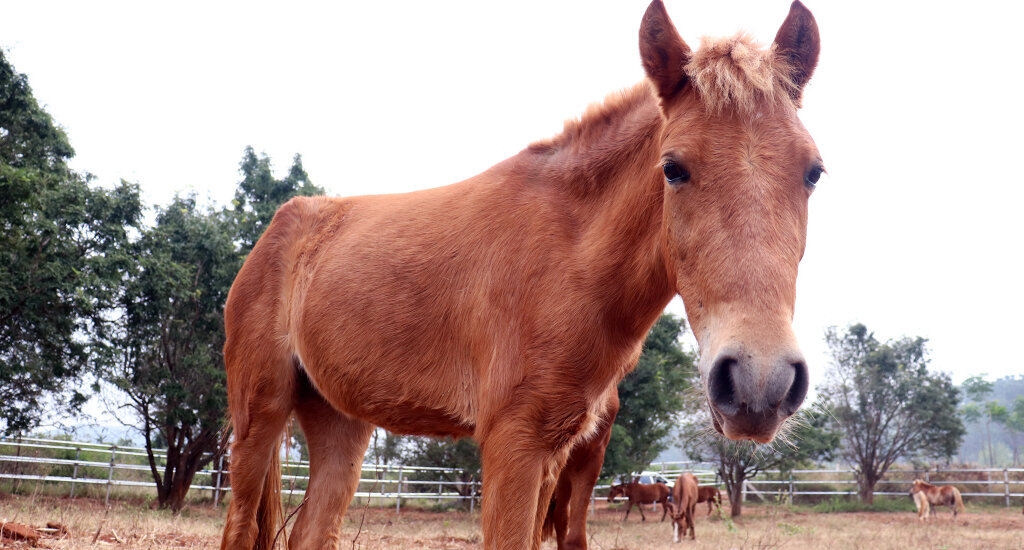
[640,0,822,443]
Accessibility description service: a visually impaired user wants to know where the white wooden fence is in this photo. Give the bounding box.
[3,437,1022,509]
[0,437,475,511]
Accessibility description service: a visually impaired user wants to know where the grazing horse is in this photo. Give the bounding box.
[219,1,823,549]
[910,479,965,520]
[607,480,672,522]
[542,393,618,550]
[672,473,699,542]
[696,486,722,516]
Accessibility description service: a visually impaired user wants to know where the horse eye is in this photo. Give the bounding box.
[663,162,690,184]
[805,166,823,188]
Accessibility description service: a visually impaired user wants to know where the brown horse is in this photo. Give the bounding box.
[219,1,823,548]
[542,393,618,550]
[672,473,699,542]
[607,480,672,522]
[696,486,722,516]
[910,479,965,520]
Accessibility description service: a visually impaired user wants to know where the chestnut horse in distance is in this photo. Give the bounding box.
[607,479,673,522]
[910,479,965,520]
[672,473,700,542]
[220,1,824,549]
[696,486,722,516]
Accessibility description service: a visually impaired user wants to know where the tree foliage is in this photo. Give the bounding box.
[819,323,964,503]
[107,195,239,511]
[233,147,322,254]
[601,313,696,479]
[961,374,1018,466]
[680,406,838,516]
[1,50,142,434]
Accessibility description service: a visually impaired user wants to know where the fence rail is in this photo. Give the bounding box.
[3,437,1023,509]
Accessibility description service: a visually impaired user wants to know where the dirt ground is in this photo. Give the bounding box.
[2,493,1023,549]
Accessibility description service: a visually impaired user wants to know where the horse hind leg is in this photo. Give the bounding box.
[220,355,295,550]
[288,376,374,550]
[529,448,571,550]
[545,471,572,549]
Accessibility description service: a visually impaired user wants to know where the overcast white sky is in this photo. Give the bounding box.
[2,0,1023,395]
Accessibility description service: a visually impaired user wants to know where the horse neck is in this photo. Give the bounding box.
[524,85,674,341]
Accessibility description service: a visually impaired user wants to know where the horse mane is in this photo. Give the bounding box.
[685,32,799,113]
[529,83,657,154]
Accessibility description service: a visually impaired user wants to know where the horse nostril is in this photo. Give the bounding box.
[707,356,739,416]
[782,360,808,416]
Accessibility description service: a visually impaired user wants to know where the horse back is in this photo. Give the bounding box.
[673,473,699,508]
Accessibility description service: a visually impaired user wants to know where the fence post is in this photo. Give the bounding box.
[69,447,81,499]
[438,482,443,505]
[213,455,225,507]
[469,478,475,514]
[1005,468,1010,508]
[591,488,596,517]
[104,444,117,507]
[396,466,403,513]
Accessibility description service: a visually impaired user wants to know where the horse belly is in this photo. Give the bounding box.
[297,351,478,437]
[293,253,482,437]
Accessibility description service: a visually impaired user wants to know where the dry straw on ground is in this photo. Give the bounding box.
[1,493,1022,549]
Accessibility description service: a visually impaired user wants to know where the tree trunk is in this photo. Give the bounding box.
[986,417,994,466]
[726,476,745,517]
[165,473,192,512]
[858,472,877,505]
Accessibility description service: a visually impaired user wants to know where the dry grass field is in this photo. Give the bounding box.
[2,492,1023,550]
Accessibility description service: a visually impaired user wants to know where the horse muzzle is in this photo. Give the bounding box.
[705,347,808,443]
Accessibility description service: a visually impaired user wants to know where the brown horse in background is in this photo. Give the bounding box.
[672,473,699,542]
[696,486,722,516]
[910,479,965,520]
[542,394,618,550]
[607,480,672,522]
[220,1,823,549]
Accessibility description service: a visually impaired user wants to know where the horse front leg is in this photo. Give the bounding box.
[480,418,570,550]
[638,501,647,522]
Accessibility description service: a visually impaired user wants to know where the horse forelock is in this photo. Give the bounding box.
[685,32,799,115]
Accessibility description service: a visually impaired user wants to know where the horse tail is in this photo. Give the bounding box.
[953,487,965,514]
[254,443,283,550]
[541,497,556,541]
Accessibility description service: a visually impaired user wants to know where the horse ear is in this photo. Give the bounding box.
[639,0,691,102]
[773,1,820,101]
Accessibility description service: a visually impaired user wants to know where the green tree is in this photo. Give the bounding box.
[0,50,142,434]
[106,195,239,511]
[680,406,838,516]
[962,374,994,403]
[959,374,1009,466]
[819,324,965,504]
[1003,397,1024,465]
[232,147,322,254]
[601,313,696,479]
